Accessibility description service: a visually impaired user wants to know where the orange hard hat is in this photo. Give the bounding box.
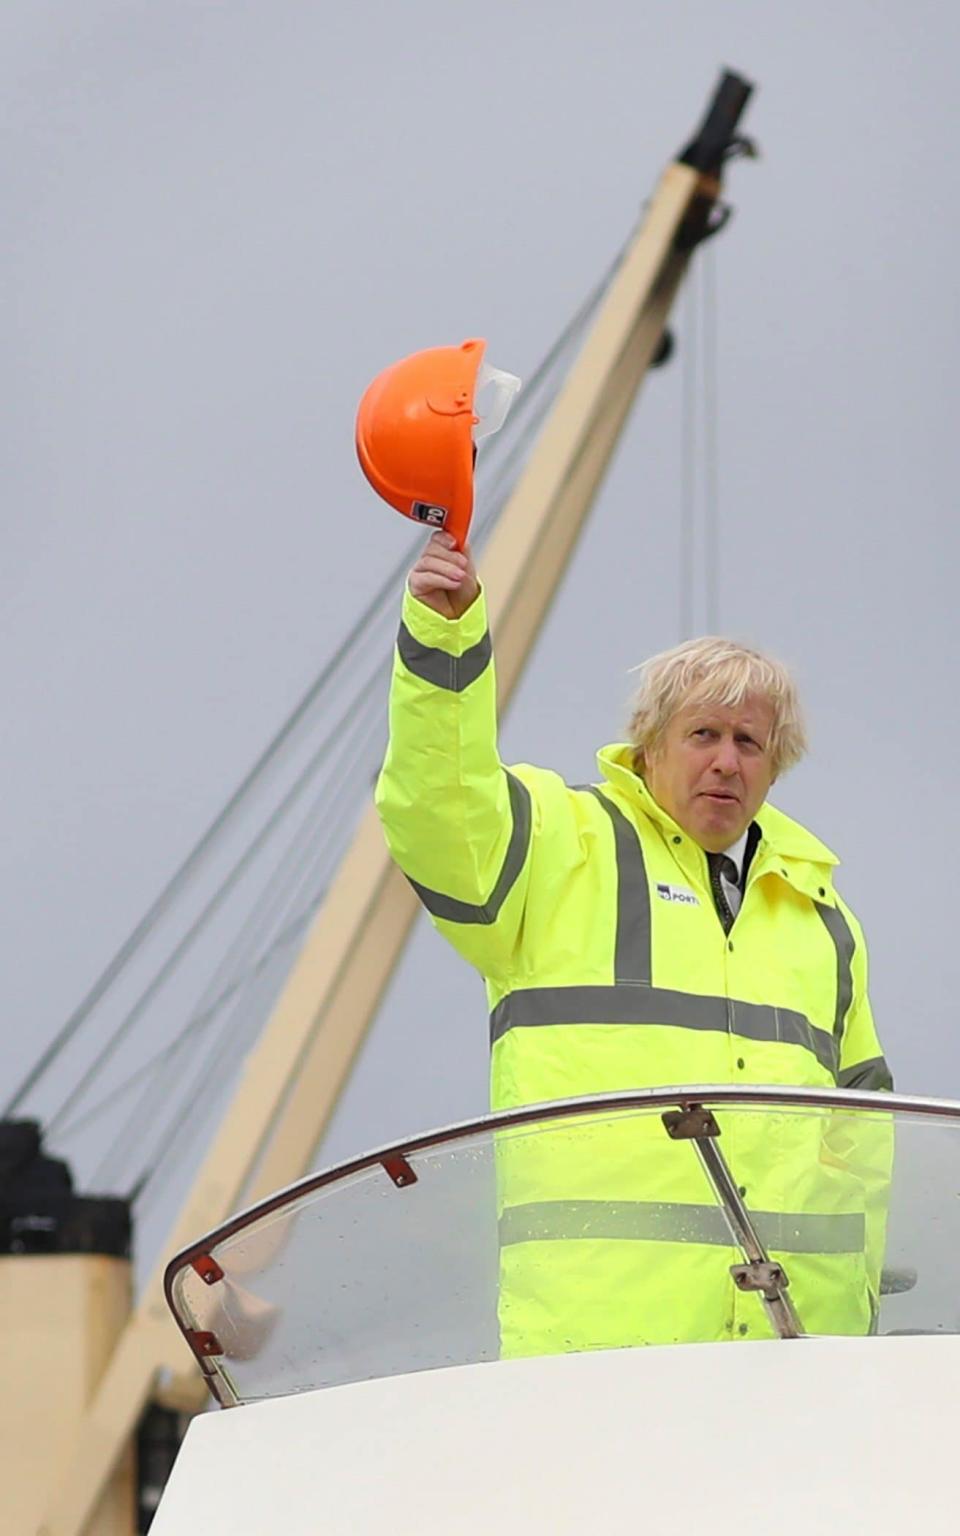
[355,338,519,548]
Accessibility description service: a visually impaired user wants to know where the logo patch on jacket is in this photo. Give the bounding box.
[656,883,700,906]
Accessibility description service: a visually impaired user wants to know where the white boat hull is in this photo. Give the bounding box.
[151,1335,957,1532]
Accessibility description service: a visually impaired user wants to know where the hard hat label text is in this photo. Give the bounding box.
[412,501,448,527]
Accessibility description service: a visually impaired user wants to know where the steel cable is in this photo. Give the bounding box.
[703,243,720,634]
[128,671,394,1206]
[90,660,392,1187]
[31,233,625,1196]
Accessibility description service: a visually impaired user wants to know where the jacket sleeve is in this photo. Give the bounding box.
[374,584,537,985]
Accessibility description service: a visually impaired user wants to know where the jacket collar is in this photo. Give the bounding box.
[595,742,839,894]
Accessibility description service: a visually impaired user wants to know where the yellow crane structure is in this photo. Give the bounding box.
[2,68,756,1536]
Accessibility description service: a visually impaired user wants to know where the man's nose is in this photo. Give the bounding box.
[712,736,740,774]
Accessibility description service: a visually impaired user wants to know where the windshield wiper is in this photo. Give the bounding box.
[662,1105,805,1340]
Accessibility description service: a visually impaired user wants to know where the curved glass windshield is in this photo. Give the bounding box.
[164,1089,960,1405]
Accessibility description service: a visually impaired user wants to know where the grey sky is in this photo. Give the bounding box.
[5,1,959,1239]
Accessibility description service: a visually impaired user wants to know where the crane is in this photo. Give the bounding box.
[2,68,756,1536]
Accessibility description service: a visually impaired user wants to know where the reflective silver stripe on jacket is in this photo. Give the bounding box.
[489,985,838,1076]
[839,1056,894,1092]
[397,622,492,692]
[407,773,532,926]
[815,900,856,1047]
[499,1199,865,1254]
[581,786,652,983]
[491,784,837,1077]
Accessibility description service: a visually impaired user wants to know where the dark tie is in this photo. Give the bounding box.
[707,852,739,934]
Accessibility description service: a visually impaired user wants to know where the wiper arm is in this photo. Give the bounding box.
[662,1105,805,1340]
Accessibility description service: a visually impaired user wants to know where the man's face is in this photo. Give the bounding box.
[644,694,776,852]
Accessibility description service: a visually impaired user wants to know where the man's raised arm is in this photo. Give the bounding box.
[374,532,534,982]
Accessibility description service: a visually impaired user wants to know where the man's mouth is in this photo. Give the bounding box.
[701,790,739,803]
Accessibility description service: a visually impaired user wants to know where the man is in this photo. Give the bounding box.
[376,531,892,1351]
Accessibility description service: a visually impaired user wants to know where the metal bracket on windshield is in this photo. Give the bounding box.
[731,1261,791,1301]
[662,1106,721,1141]
[381,1153,418,1188]
[661,1103,805,1341]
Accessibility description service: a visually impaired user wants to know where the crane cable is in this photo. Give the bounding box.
[679,242,720,641]
[703,242,720,635]
[95,667,392,1192]
[122,341,589,1205]
[24,234,632,1205]
[127,687,394,1208]
[5,237,626,1130]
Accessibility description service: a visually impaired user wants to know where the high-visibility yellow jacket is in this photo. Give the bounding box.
[375,586,893,1351]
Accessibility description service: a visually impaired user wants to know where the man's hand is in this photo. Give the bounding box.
[407,531,480,620]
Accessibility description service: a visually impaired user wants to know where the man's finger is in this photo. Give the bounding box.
[414,552,466,577]
[409,571,463,593]
[414,556,467,581]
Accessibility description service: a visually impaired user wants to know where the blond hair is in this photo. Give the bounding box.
[627,635,807,780]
